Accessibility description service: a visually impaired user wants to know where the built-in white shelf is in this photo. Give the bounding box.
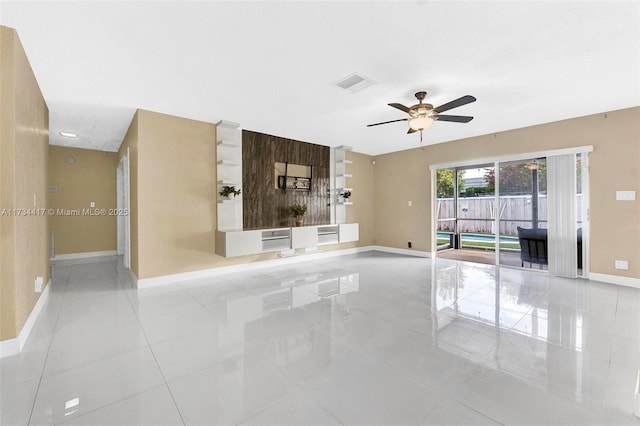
[318,225,339,245]
[333,146,353,225]
[217,139,241,148]
[262,235,290,241]
[262,229,291,251]
[216,120,243,232]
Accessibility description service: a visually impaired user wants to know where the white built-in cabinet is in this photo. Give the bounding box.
[214,126,360,257]
[215,223,359,258]
[216,121,243,231]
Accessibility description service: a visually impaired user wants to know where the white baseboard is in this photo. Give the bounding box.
[136,246,376,288]
[127,268,139,287]
[634,370,640,418]
[51,250,117,262]
[372,245,432,258]
[0,279,51,358]
[0,337,20,358]
[589,272,640,289]
[134,245,435,289]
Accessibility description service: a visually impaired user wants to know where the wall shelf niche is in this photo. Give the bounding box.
[334,145,353,224]
[262,229,291,251]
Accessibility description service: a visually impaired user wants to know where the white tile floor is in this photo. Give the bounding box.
[1,252,639,425]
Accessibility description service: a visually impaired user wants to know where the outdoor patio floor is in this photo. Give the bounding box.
[436,248,547,270]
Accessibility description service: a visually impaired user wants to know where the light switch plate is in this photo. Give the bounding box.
[35,276,44,292]
[616,191,636,201]
[615,260,629,270]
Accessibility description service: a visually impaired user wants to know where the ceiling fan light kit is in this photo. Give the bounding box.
[408,115,434,131]
[367,90,476,142]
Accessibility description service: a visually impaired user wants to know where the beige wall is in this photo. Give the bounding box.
[122,109,375,279]
[48,146,118,255]
[0,26,17,340]
[0,26,50,341]
[135,109,217,278]
[374,107,640,279]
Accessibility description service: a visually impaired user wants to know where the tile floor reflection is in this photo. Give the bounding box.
[1,252,639,425]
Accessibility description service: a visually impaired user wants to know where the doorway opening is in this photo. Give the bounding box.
[116,149,131,269]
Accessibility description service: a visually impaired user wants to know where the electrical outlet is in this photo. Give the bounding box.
[35,276,44,293]
[408,241,412,249]
[615,260,629,270]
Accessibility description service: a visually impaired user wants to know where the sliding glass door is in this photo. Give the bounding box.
[497,159,547,269]
[456,165,495,262]
[434,151,588,276]
[435,168,457,251]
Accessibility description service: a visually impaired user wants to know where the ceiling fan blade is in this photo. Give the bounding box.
[436,115,474,123]
[388,103,411,114]
[407,128,417,134]
[433,95,476,113]
[366,118,408,127]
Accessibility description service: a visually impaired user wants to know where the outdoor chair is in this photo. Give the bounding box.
[517,226,548,268]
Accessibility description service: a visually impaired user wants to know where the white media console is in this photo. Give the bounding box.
[215,223,359,258]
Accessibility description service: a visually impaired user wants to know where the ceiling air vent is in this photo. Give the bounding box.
[334,73,375,93]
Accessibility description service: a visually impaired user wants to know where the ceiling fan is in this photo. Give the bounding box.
[367,91,476,142]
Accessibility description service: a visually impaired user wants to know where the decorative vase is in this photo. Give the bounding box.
[295,219,303,227]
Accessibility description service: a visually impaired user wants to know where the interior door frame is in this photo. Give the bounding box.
[116,148,131,269]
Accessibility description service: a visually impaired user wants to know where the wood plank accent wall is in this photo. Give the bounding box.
[242,130,330,229]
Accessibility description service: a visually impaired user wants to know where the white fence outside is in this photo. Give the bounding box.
[436,194,583,236]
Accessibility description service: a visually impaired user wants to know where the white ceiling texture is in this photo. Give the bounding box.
[1,1,638,156]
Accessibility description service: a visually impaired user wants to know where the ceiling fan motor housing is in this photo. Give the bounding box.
[410,104,434,117]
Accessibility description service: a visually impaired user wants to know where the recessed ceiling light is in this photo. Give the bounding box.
[59,131,77,138]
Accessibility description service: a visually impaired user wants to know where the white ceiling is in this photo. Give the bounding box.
[1,1,638,156]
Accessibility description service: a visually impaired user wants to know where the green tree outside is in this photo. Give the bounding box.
[484,162,547,195]
[436,169,465,198]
